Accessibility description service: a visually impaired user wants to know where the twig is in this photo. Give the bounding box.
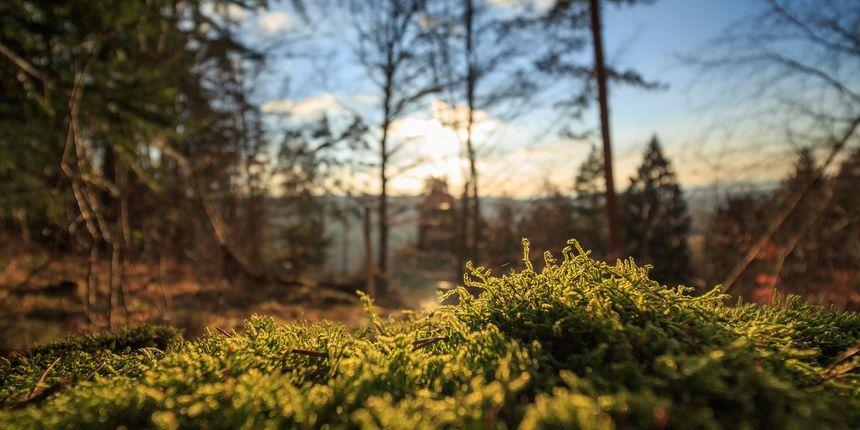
[27,357,61,399]
[82,361,107,381]
[290,349,329,358]
[215,327,234,338]
[0,40,53,86]
[821,344,860,375]
[807,343,860,386]
[13,380,70,409]
[11,357,66,409]
[412,336,448,350]
[10,358,109,409]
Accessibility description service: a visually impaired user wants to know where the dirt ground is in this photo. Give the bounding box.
[0,253,442,352]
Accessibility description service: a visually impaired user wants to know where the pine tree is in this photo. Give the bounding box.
[704,149,860,307]
[775,148,860,306]
[416,176,457,254]
[621,136,692,284]
[572,145,608,257]
[829,150,860,272]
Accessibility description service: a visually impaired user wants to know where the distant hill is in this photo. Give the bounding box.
[264,183,775,275]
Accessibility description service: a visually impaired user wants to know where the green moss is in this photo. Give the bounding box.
[0,240,857,429]
[0,325,183,408]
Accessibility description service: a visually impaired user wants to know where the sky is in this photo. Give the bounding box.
[220,0,783,197]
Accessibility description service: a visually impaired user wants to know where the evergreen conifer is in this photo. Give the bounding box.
[621,136,692,284]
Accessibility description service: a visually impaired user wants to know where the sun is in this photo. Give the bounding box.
[388,116,466,194]
[386,100,500,194]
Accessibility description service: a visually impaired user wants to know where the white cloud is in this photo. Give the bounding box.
[487,0,554,12]
[261,93,342,118]
[200,1,247,22]
[223,3,247,21]
[430,100,488,128]
[429,100,505,147]
[383,100,515,194]
[257,11,293,34]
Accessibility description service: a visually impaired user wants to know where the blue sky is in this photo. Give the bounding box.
[227,0,781,196]
[605,0,754,144]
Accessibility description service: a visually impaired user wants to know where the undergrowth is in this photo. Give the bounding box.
[0,240,857,429]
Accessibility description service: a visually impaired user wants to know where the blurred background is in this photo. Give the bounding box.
[1,0,858,349]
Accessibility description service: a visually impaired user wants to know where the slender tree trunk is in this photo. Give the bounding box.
[85,244,99,320]
[363,204,375,295]
[114,158,131,324]
[245,193,263,271]
[378,121,389,276]
[341,209,349,281]
[193,175,262,281]
[61,50,104,324]
[464,0,480,262]
[467,134,479,259]
[108,242,120,327]
[378,76,394,278]
[458,181,470,277]
[588,0,622,258]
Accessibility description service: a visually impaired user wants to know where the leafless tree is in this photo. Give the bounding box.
[348,0,442,280]
[426,0,535,265]
[688,0,860,294]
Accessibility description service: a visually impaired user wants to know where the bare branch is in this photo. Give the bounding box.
[722,114,860,293]
[0,41,53,87]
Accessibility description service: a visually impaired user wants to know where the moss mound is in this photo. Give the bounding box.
[1,240,858,429]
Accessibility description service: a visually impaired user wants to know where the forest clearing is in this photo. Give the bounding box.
[1,0,858,427]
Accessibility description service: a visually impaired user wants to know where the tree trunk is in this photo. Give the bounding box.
[341,209,350,281]
[363,204,375,295]
[588,0,622,258]
[378,121,389,276]
[112,156,131,326]
[464,0,481,263]
[193,176,263,281]
[458,180,471,277]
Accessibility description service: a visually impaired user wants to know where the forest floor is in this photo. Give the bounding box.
[0,253,442,352]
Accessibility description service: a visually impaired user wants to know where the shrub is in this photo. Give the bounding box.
[0,240,857,429]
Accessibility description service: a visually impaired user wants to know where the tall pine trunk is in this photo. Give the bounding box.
[588,0,622,257]
[464,0,481,263]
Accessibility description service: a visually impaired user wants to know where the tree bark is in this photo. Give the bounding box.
[341,209,350,281]
[378,73,394,277]
[458,180,471,277]
[464,0,481,263]
[363,204,375,295]
[588,0,622,258]
[378,121,389,276]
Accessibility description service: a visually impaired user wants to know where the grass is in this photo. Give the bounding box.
[0,239,858,429]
